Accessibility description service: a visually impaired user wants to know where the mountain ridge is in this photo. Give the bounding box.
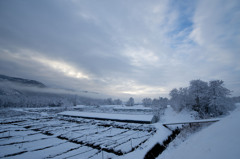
[0,74,46,88]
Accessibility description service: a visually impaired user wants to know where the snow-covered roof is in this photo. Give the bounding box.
[113,105,152,110]
[58,111,155,123]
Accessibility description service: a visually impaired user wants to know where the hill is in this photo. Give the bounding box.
[0,74,46,88]
[0,74,109,107]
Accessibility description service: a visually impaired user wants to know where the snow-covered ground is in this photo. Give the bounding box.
[160,106,196,124]
[158,104,240,159]
[0,106,158,158]
[1,104,239,159]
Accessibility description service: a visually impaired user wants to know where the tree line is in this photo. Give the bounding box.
[141,79,236,119]
[1,78,238,119]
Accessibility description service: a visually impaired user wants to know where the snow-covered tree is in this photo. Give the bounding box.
[126,97,134,106]
[152,98,159,107]
[142,98,152,107]
[208,80,234,116]
[188,80,209,117]
[169,79,235,118]
[169,88,183,112]
[151,97,168,122]
[158,97,168,109]
[105,98,113,105]
[113,99,122,105]
[232,96,240,103]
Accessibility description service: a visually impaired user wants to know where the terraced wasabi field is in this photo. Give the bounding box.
[0,108,156,159]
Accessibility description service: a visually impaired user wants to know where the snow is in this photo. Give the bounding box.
[75,105,98,108]
[0,112,156,158]
[58,111,154,123]
[3,104,239,159]
[158,105,240,159]
[160,106,196,124]
[117,107,196,159]
[117,123,171,159]
[163,118,221,125]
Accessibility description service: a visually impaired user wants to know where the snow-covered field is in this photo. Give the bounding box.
[0,107,158,159]
[1,104,239,159]
[58,111,155,123]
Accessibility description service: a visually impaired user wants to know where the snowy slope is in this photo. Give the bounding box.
[160,106,196,124]
[116,106,195,159]
[117,123,172,159]
[158,105,240,159]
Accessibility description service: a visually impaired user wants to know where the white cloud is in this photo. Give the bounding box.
[190,0,240,63]
[122,47,159,68]
[35,57,90,80]
[1,49,90,80]
[108,79,168,98]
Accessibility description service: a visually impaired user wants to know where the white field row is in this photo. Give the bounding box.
[0,115,156,158]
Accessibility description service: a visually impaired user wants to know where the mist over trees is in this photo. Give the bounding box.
[0,80,125,108]
[0,91,124,108]
[169,80,235,118]
[0,75,125,108]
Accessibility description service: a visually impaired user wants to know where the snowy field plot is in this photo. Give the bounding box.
[58,111,155,123]
[0,110,156,159]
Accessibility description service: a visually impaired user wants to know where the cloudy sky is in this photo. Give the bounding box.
[0,0,240,100]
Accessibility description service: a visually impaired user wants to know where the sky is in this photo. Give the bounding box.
[0,0,240,100]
